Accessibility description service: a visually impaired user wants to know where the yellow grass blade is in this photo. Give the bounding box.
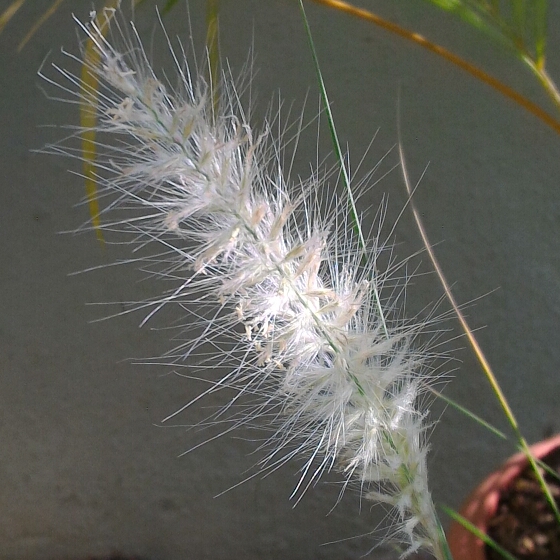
[0,0,25,34]
[80,0,122,246]
[17,0,66,51]
[79,0,158,247]
[310,0,560,133]
[398,137,560,527]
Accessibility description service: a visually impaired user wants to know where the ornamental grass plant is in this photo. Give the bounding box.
[43,5,452,557]
[29,0,560,559]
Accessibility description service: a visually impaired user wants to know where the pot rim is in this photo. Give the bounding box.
[446,433,560,560]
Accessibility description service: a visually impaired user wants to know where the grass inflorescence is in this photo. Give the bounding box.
[45,7,451,558]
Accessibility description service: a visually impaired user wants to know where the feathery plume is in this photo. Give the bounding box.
[46,8,448,558]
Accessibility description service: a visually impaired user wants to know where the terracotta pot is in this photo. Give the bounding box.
[447,433,560,560]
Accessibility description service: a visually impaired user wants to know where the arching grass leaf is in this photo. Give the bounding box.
[0,0,25,34]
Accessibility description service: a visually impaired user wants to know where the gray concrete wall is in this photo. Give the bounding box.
[1,1,559,559]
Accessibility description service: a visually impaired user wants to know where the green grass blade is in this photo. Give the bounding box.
[525,449,560,525]
[537,456,560,484]
[420,0,508,47]
[161,0,180,16]
[434,515,455,560]
[533,0,548,67]
[425,0,487,28]
[296,1,360,246]
[430,387,508,441]
[512,0,526,47]
[442,506,519,560]
[297,0,389,339]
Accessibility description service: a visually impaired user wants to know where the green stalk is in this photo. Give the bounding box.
[297,0,389,339]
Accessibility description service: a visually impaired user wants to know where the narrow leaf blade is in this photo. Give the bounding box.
[17,0,66,51]
[0,0,25,34]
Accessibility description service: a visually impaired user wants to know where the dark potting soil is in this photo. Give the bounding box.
[486,446,560,559]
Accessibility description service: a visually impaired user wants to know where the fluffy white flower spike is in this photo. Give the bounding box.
[50,8,449,559]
